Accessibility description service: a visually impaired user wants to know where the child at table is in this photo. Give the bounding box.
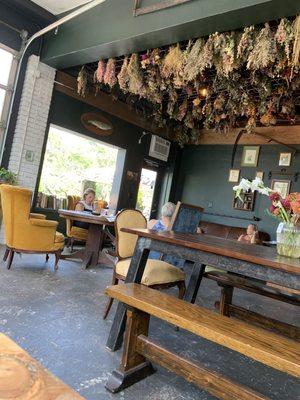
[238,224,261,244]
[74,188,96,229]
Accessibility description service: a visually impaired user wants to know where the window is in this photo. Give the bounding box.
[0,44,18,149]
[38,125,124,210]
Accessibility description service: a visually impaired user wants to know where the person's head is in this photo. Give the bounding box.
[83,188,96,205]
[247,224,258,235]
[161,202,176,219]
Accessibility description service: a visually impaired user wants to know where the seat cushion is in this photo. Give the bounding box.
[204,265,225,274]
[55,232,65,243]
[69,226,88,241]
[116,258,185,286]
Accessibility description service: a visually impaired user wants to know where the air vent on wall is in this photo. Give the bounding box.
[149,135,170,162]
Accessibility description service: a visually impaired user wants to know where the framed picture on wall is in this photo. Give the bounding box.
[241,146,260,167]
[228,169,240,182]
[279,152,292,166]
[256,171,264,180]
[271,179,291,198]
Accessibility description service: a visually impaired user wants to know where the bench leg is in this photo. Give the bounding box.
[218,284,234,317]
[106,308,155,393]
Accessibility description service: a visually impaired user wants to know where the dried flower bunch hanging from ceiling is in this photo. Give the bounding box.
[78,16,300,146]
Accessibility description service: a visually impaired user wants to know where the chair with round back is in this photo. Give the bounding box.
[103,209,185,319]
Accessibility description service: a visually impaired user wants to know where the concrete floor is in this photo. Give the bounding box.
[0,246,299,400]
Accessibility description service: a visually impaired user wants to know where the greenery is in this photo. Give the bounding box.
[0,168,17,185]
[39,126,118,201]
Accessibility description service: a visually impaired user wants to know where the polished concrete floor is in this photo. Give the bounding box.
[0,246,299,400]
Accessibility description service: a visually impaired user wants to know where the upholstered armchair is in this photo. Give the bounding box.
[0,185,65,270]
[66,195,88,251]
[103,209,185,319]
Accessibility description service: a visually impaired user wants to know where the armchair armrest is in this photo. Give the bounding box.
[30,213,46,220]
[29,219,58,228]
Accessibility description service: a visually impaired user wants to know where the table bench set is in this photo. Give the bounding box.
[104,228,300,399]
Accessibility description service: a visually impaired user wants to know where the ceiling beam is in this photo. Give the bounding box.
[196,126,300,145]
[54,71,173,139]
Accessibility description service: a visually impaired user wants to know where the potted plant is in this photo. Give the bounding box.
[233,177,300,258]
[0,168,17,185]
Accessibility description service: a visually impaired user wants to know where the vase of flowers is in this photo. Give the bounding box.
[233,178,300,258]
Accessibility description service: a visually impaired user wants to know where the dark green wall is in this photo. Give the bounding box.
[41,90,176,212]
[175,144,300,239]
[41,0,300,68]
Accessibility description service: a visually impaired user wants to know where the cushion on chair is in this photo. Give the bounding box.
[205,266,225,274]
[69,226,88,241]
[55,232,65,243]
[116,258,185,286]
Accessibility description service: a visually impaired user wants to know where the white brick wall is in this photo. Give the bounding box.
[8,55,56,190]
[0,55,56,243]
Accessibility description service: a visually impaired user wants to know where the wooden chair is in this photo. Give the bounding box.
[161,201,204,267]
[103,209,186,319]
[105,284,300,397]
[169,201,204,233]
[66,195,88,251]
[1,185,64,270]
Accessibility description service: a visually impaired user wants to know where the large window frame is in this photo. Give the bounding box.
[0,43,18,152]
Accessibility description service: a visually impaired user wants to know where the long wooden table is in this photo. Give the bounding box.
[59,209,115,269]
[0,333,84,399]
[106,228,300,351]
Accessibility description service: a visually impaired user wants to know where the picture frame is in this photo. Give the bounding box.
[279,152,292,167]
[271,179,291,198]
[228,169,240,183]
[256,171,264,180]
[133,0,192,16]
[241,146,260,167]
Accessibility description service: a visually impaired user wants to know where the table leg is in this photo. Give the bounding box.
[184,263,206,304]
[106,238,150,352]
[82,224,103,269]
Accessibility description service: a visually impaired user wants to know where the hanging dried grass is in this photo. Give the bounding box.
[247,23,277,71]
[161,44,185,81]
[198,34,214,73]
[117,57,129,92]
[237,26,255,63]
[292,16,300,73]
[95,60,106,83]
[104,58,117,87]
[184,39,205,82]
[77,66,87,97]
[127,53,145,96]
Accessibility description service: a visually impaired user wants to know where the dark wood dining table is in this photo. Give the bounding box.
[59,209,115,269]
[106,228,300,351]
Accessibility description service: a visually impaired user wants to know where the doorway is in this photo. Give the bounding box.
[136,167,158,220]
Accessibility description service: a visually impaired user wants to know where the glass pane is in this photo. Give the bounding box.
[136,168,157,220]
[0,89,6,119]
[0,48,13,86]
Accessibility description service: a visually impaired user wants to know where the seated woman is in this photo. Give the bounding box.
[73,188,96,229]
[238,224,261,244]
[148,202,176,231]
[148,202,181,264]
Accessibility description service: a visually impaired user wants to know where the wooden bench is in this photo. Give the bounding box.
[204,270,300,340]
[105,283,300,400]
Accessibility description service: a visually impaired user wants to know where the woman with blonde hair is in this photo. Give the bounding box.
[74,188,96,229]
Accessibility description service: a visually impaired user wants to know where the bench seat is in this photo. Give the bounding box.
[105,283,300,379]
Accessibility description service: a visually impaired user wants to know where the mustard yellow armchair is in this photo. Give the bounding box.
[66,195,88,251]
[0,185,65,270]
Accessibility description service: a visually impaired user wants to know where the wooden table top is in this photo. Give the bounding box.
[0,333,84,399]
[122,228,300,276]
[59,209,115,226]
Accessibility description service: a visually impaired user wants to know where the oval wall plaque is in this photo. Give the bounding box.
[81,113,113,137]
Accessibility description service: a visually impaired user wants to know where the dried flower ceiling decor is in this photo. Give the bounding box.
[77,16,300,146]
